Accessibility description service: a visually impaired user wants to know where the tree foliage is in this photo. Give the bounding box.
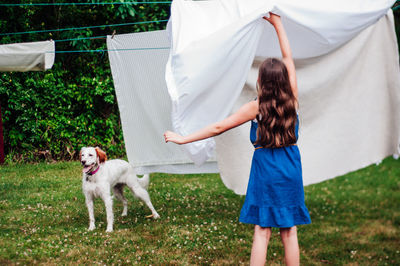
[0,0,170,162]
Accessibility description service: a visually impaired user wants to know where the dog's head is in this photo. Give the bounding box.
[80,146,107,174]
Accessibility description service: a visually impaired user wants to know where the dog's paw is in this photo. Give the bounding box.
[106,227,113,233]
[147,213,160,219]
[88,225,95,231]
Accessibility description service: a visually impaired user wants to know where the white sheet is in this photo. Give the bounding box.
[106,31,218,175]
[0,40,55,72]
[107,10,400,195]
[166,0,395,164]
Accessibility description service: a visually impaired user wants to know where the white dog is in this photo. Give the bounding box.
[80,147,159,232]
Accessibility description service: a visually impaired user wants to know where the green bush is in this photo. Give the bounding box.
[0,1,169,162]
[0,61,124,162]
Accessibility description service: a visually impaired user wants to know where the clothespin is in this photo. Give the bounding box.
[111,30,116,39]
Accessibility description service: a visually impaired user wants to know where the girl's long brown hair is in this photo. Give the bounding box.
[255,58,298,148]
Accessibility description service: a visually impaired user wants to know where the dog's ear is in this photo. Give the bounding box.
[79,147,85,161]
[95,147,107,163]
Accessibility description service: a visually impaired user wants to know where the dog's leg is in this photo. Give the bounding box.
[101,191,114,232]
[85,193,96,231]
[113,184,128,216]
[127,182,160,219]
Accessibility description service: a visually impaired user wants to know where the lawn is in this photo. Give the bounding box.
[0,157,399,265]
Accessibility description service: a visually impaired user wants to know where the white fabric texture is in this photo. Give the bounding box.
[0,40,55,72]
[106,11,400,194]
[166,0,395,164]
[106,31,218,175]
[216,11,400,194]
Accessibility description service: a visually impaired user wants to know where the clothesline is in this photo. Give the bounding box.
[3,0,399,7]
[0,1,171,7]
[0,19,168,36]
[46,47,170,53]
[54,36,108,42]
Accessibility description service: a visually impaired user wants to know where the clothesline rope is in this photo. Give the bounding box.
[46,47,170,53]
[2,1,397,8]
[0,1,171,6]
[54,35,108,42]
[0,19,168,36]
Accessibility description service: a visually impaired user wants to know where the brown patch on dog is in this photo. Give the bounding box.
[95,147,107,163]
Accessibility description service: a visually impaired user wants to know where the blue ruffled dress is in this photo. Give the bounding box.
[239,116,311,228]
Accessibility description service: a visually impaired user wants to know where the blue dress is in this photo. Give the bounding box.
[239,116,311,228]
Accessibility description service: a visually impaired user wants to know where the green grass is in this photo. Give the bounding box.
[0,157,399,265]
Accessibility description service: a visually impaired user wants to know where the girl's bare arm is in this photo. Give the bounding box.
[164,101,259,145]
[264,13,298,100]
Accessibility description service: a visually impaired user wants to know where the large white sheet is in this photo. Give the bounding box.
[166,0,395,164]
[0,40,55,72]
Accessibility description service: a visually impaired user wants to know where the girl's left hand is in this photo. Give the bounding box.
[164,131,185,144]
[263,12,281,26]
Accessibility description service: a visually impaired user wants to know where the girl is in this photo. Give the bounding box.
[164,13,311,266]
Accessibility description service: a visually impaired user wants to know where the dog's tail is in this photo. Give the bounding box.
[138,174,150,190]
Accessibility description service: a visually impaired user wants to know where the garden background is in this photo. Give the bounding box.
[0,1,400,265]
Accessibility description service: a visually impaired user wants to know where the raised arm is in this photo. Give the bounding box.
[164,100,258,145]
[264,13,298,101]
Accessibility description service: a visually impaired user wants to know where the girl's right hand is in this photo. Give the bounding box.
[164,131,185,144]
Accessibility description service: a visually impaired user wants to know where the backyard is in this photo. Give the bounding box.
[0,156,399,265]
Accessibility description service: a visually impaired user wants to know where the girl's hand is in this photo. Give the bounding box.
[263,12,281,26]
[164,131,185,144]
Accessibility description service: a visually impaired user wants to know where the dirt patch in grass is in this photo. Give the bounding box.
[344,220,398,244]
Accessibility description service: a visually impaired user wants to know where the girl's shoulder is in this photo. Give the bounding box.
[233,100,258,122]
[250,99,260,122]
[244,99,259,114]
[251,98,259,109]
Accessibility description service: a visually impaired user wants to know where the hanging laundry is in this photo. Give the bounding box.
[107,31,218,175]
[107,9,400,195]
[0,40,55,72]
